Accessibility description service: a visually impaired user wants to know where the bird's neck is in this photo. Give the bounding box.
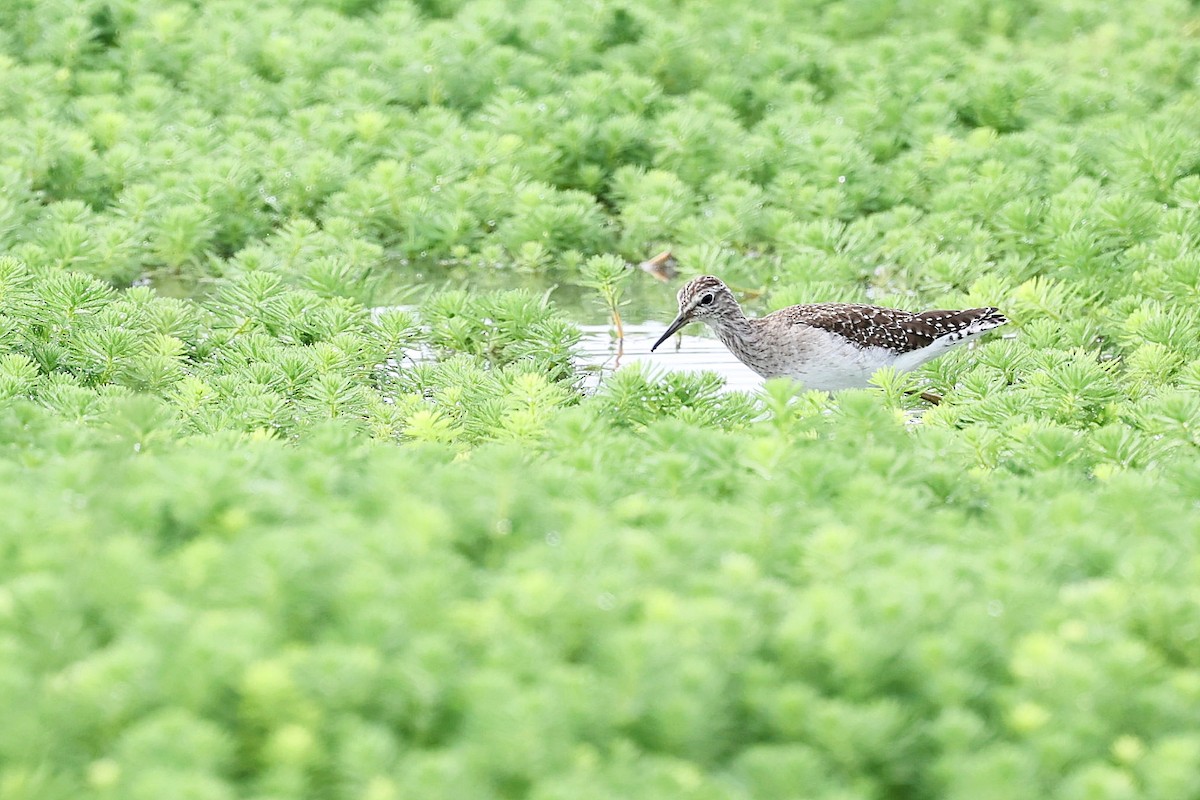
[707,310,760,354]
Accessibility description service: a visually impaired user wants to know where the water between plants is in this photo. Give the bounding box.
[372,266,765,394]
[151,265,765,394]
[420,263,765,392]
[574,323,764,394]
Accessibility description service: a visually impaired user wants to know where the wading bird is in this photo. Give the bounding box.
[651,276,1006,395]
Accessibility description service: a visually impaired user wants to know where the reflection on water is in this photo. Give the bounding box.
[149,255,765,394]
[376,260,679,326]
[373,310,764,395]
[151,268,940,410]
[145,260,683,326]
[147,259,781,395]
[379,264,766,391]
[385,317,931,423]
[578,323,763,394]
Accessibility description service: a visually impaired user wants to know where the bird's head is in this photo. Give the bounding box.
[650,275,741,351]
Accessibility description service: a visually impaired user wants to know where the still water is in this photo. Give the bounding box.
[577,323,763,394]
[152,264,768,393]
[389,262,765,392]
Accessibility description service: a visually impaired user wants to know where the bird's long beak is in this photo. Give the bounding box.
[651,312,690,352]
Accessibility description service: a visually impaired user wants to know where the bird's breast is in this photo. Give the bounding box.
[716,324,897,391]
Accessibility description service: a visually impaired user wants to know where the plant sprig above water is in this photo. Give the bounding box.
[580,253,632,355]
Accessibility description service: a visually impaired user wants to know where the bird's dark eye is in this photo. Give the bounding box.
[699,293,715,306]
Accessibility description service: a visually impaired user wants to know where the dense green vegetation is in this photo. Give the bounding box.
[4,0,1200,797]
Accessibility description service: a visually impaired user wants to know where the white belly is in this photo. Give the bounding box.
[726,327,970,391]
[776,342,898,390]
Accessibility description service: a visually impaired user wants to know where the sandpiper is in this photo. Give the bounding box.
[651,276,1007,391]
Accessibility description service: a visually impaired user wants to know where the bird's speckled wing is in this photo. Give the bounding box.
[773,303,1007,354]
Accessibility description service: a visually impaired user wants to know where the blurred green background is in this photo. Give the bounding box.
[4,0,1200,798]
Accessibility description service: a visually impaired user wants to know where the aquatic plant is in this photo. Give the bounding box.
[3,0,1200,797]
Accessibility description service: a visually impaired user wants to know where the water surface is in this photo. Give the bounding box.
[577,323,763,394]
[152,263,764,392]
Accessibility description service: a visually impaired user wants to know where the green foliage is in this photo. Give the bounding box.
[0,257,580,443]
[421,288,580,382]
[7,381,1200,799]
[6,0,1200,798]
[580,253,632,342]
[0,0,1194,295]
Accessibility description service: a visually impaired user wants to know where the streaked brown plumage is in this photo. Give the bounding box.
[651,276,1007,391]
